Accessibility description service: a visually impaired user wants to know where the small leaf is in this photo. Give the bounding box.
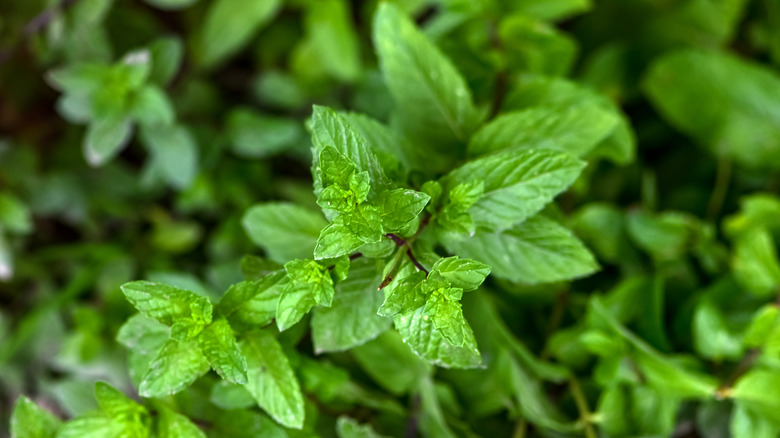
[157,406,206,438]
[376,189,430,231]
[241,330,305,429]
[140,124,198,190]
[130,85,174,127]
[377,271,427,317]
[394,307,482,369]
[198,319,248,384]
[11,396,61,438]
[430,256,490,291]
[83,116,133,166]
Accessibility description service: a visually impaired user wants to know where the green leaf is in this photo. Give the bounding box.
[140,124,198,190]
[337,416,388,438]
[199,0,282,67]
[116,314,170,385]
[378,271,427,317]
[692,297,743,361]
[55,412,122,438]
[732,227,780,297]
[644,49,780,169]
[352,331,430,395]
[499,15,577,76]
[144,0,198,9]
[341,112,413,177]
[310,106,387,192]
[373,3,479,149]
[467,104,617,158]
[241,330,305,429]
[731,402,780,438]
[446,216,598,284]
[0,192,32,234]
[311,258,391,352]
[394,307,482,369]
[430,256,490,291]
[318,145,358,189]
[243,203,327,264]
[442,149,585,231]
[275,280,316,332]
[511,0,591,21]
[130,86,174,127]
[157,406,206,438]
[83,116,133,166]
[139,337,210,397]
[732,369,780,420]
[94,382,145,418]
[217,271,286,328]
[304,0,361,81]
[11,396,61,438]
[376,189,430,231]
[210,381,255,410]
[313,220,365,261]
[148,37,183,85]
[284,259,334,306]
[227,108,303,158]
[121,281,213,326]
[198,318,248,384]
[424,292,469,346]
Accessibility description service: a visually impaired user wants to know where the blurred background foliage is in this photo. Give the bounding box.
[2,0,780,436]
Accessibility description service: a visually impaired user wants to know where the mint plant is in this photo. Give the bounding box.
[5,0,780,437]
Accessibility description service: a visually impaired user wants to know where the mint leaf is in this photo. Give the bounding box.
[157,406,206,438]
[337,416,388,438]
[140,124,198,190]
[129,85,174,127]
[55,413,122,438]
[732,227,780,297]
[341,112,413,177]
[423,291,469,346]
[276,281,317,332]
[467,104,618,158]
[394,307,482,369]
[243,203,327,264]
[377,271,427,317]
[83,116,133,166]
[217,271,286,330]
[319,145,358,188]
[198,318,248,384]
[373,3,479,149]
[120,281,213,327]
[93,383,149,438]
[430,256,490,291]
[304,0,361,82]
[241,331,305,429]
[446,215,598,284]
[11,396,61,438]
[284,259,334,306]
[311,258,391,352]
[377,189,430,231]
[116,314,170,386]
[314,220,365,260]
[310,106,386,191]
[199,0,282,67]
[139,337,210,397]
[644,49,780,169]
[442,149,585,231]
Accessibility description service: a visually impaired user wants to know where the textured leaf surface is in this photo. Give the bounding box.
[394,307,482,369]
[443,149,585,231]
[139,337,210,397]
[198,319,247,384]
[446,216,598,284]
[121,281,212,326]
[243,203,326,264]
[241,331,305,429]
[312,258,391,352]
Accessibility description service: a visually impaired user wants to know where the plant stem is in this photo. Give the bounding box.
[569,377,596,438]
[707,157,732,221]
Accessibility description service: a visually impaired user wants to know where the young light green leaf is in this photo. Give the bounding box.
[446,216,598,284]
[217,271,286,324]
[337,416,389,438]
[442,149,586,231]
[55,412,122,438]
[120,281,213,326]
[394,307,482,369]
[198,319,248,384]
[373,3,479,149]
[157,406,206,438]
[430,256,490,291]
[11,396,61,438]
[94,382,145,418]
[116,314,170,385]
[310,106,386,191]
[243,203,327,264]
[276,281,317,332]
[377,189,430,231]
[731,402,780,438]
[241,330,305,429]
[284,259,334,306]
[424,293,469,347]
[139,337,210,398]
[314,220,366,260]
[83,116,133,166]
[199,0,282,67]
[732,369,780,420]
[467,104,617,158]
[732,227,780,297]
[378,271,427,317]
[312,258,391,352]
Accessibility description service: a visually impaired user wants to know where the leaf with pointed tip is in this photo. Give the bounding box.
[198,319,248,384]
[241,331,305,429]
[377,271,427,317]
[139,337,210,398]
[157,406,206,438]
[120,281,213,327]
[442,149,585,231]
[394,307,482,369]
[431,256,490,291]
[377,189,430,231]
[10,396,61,438]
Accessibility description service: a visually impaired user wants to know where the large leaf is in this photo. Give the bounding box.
[242,203,326,264]
[311,258,391,352]
[241,331,305,429]
[644,49,780,169]
[373,3,479,150]
[446,216,598,284]
[442,149,585,231]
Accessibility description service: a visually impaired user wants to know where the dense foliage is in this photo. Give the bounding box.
[3,0,780,436]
